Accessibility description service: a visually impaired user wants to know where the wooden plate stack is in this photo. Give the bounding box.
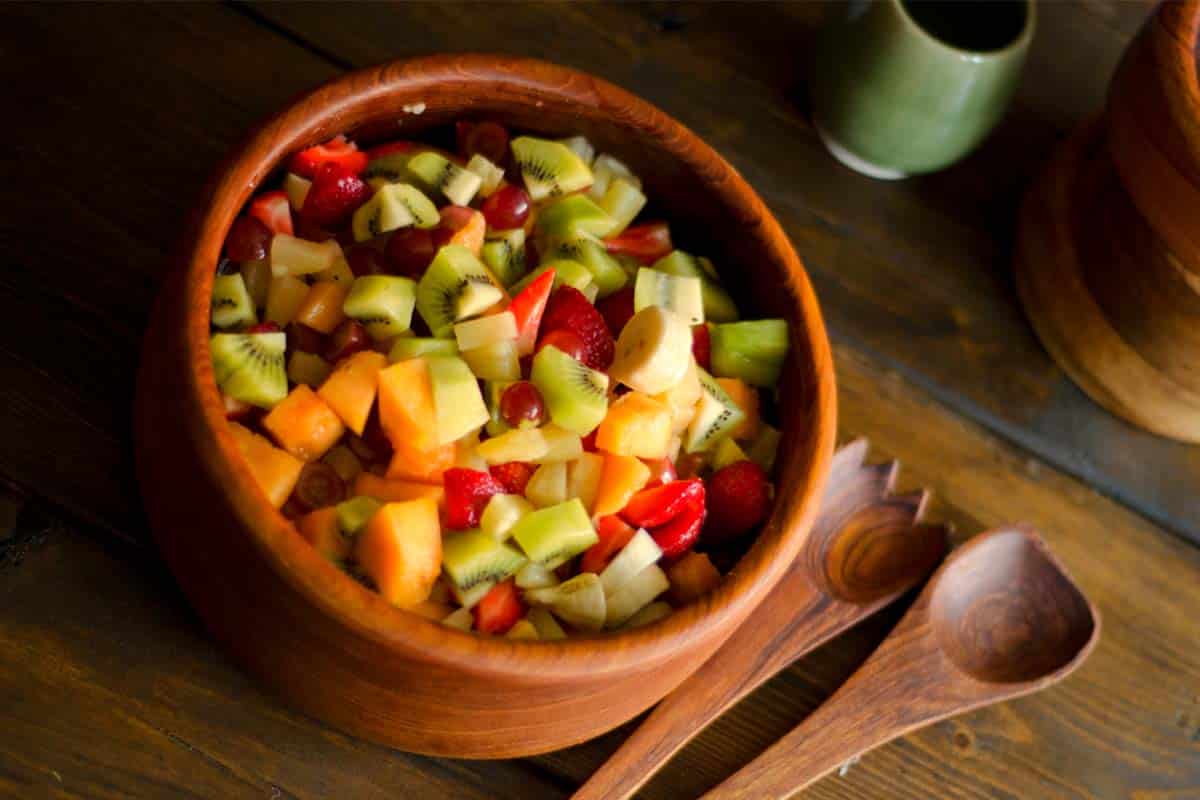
[1015,1,1200,442]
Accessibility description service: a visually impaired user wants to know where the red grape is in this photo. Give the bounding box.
[692,324,711,370]
[292,462,346,511]
[461,121,510,164]
[500,381,546,428]
[481,185,531,230]
[537,329,589,362]
[325,320,370,362]
[347,245,388,277]
[596,287,635,336]
[385,227,436,278]
[225,215,273,261]
[287,322,327,354]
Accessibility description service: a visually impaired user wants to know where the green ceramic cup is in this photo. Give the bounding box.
[810,0,1035,179]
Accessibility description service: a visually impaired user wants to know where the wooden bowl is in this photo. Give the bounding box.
[135,54,836,759]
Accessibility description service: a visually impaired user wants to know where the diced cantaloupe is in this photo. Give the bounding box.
[353,472,446,511]
[715,378,761,441]
[595,392,673,459]
[385,437,457,484]
[354,498,443,609]
[592,453,652,518]
[376,358,439,453]
[667,551,722,606]
[293,281,350,334]
[227,422,304,508]
[447,209,486,256]
[262,385,346,462]
[317,350,387,435]
[296,507,350,561]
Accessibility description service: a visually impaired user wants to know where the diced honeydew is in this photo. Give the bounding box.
[480,494,534,541]
[546,236,627,297]
[557,135,595,165]
[710,319,790,388]
[514,561,560,590]
[525,572,606,631]
[605,564,669,627]
[389,336,460,362]
[454,311,517,351]
[510,498,597,564]
[270,234,342,277]
[598,528,663,595]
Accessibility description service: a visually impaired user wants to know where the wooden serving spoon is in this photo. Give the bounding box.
[572,439,949,800]
[703,524,1100,799]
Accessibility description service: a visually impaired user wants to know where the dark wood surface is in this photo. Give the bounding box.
[2,2,1199,798]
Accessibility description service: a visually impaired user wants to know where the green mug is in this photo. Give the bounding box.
[810,0,1035,179]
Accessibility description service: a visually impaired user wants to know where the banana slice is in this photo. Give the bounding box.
[609,306,693,395]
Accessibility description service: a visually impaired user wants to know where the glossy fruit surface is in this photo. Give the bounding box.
[444,467,505,530]
[481,185,531,230]
[536,329,588,363]
[539,286,614,370]
[622,479,704,529]
[248,191,294,236]
[704,459,770,542]
[384,227,436,278]
[459,120,510,164]
[225,215,273,261]
[500,381,546,428]
[473,579,524,635]
[603,221,671,264]
[293,462,347,510]
[302,162,371,227]
[290,134,368,178]
[489,461,536,495]
[579,515,637,574]
[597,287,636,337]
[691,324,711,371]
[325,320,370,363]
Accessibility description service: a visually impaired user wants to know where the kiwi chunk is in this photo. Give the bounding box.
[653,251,740,323]
[406,151,482,206]
[557,135,595,165]
[416,245,505,337]
[211,332,287,409]
[710,319,789,388]
[351,184,436,242]
[343,275,416,340]
[530,345,609,436]
[545,236,627,297]
[335,496,382,536]
[480,228,527,287]
[510,136,593,201]
[212,274,257,328]
[536,194,617,239]
[684,367,746,453]
[363,148,417,184]
[481,494,534,541]
[389,337,459,363]
[634,268,705,325]
[597,178,646,235]
[509,498,598,565]
[426,355,490,445]
[442,529,527,590]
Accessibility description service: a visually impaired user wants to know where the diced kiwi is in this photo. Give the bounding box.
[343,275,416,340]
[454,311,517,351]
[351,184,438,242]
[426,355,490,445]
[598,529,662,594]
[634,268,705,325]
[545,236,627,297]
[653,250,740,323]
[711,436,750,471]
[507,260,596,298]
[597,178,647,235]
[605,564,669,628]
[514,561,559,590]
[588,153,642,200]
[746,423,781,472]
[406,151,482,206]
[451,579,495,610]
[525,461,568,508]
[525,572,606,631]
[363,149,417,184]
[530,345,610,436]
[287,351,332,387]
[211,332,287,409]
[335,496,382,536]
[511,500,597,570]
[710,319,789,388]
[684,367,746,453]
[511,136,593,201]
[461,338,521,382]
[481,494,534,541]
[557,135,595,165]
[536,194,617,239]
[212,273,257,328]
[441,529,527,590]
[480,228,527,287]
[389,336,460,363]
[465,153,506,197]
[441,606,475,630]
[416,245,505,337]
[526,606,567,639]
[622,600,672,629]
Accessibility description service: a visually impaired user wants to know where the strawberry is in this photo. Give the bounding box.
[692,324,711,371]
[489,461,536,496]
[444,468,505,530]
[651,494,705,558]
[580,515,639,575]
[643,457,677,488]
[539,286,614,370]
[621,479,704,529]
[289,134,368,178]
[248,191,293,236]
[581,429,598,452]
[597,287,636,337]
[473,579,525,636]
[366,140,420,159]
[508,268,556,356]
[301,162,371,228]
[603,221,672,265]
[704,460,770,542]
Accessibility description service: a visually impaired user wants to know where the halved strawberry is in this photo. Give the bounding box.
[248,191,293,236]
[289,134,368,178]
[539,286,614,370]
[473,579,525,635]
[692,324,711,371]
[580,515,638,575]
[596,287,636,337]
[603,221,672,265]
[489,461,536,496]
[444,467,505,530]
[301,162,371,228]
[621,478,704,529]
[704,460,770,543]
[509,268,556,356]
[651,495,705,558]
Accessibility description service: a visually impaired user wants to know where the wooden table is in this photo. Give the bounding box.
[2,2,1198,798]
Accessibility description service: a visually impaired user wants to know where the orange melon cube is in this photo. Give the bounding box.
[592,453,652,518]
[293,281,350,334]
[317,350,387,435]
[716,378,761,441]
[262,385,345,462]
[296,507,350,562]
[354,498,443,609]
[353,472,446,511]
[377,358,439,453]
[447,209,486,255]
[595,392,673,459]
[667,551,722,606]
[227,422,304,508]
[385,437,457,484]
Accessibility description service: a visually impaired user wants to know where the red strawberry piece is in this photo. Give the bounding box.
[643,457,677,489]
[509,268,556,356]
[651,494,705,558]
[603,221,672,265]
[325,320,370,363]
[444,467,505,530]
[245,321,281,334]
[692,325,711,371]
[489,461,536,496]
[225,215,273,261]
[537,329,589,363]
[596,287,636,337]
[581,430,599,453]
[704,460,770,543]
[302,162,371,228]
[580,515,638,575]
[473,579,525,635]
[621,478,704,529]
[248,191,293,236]
[289,134,368,178]
[539,286,614,370]
[366,140,420,159]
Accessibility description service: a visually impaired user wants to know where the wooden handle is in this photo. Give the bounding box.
[571,442,946,800]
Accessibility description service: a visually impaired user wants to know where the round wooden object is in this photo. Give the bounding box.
[134,55,837,758]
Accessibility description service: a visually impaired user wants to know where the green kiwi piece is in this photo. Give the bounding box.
[634,268,705,325]
[545,236,627,297]
[536,194,617,239]
[588,153,641,201]
[510,136,593,201]
[363,149,418,184]
[389,336,460,363]
[441,529,527,590]
[210,332,287,409]
[509,498,598,565]
[508,259,595,297]
[684,367,746,453]
[597,178,647,235]
[653,250,740,323]
[451,579,494,610]
[530,345,609,436]
[406,151,481,206]
[416,245,505,337]
[343,275,416,341]
[335,496,382,536]
[480,228,527,288]
[710,319,789,388]
[211,274,257,329]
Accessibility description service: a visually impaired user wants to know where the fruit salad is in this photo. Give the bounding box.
[210,123,789,638]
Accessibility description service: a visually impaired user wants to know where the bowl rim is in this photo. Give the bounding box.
[174,53,836,680]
